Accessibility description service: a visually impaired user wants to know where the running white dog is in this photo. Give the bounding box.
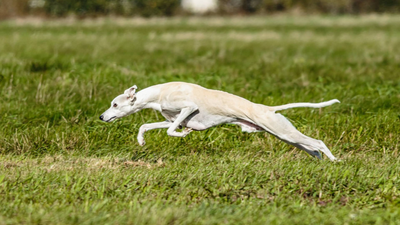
[100,82,339,161]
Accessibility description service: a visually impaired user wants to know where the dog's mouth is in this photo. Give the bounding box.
[105,116,117,122]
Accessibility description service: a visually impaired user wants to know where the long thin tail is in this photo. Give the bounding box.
[270,99,340,112]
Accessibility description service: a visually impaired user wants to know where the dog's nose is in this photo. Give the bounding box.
[99,115,104,121]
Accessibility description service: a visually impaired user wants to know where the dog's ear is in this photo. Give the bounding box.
[124,85,137,100]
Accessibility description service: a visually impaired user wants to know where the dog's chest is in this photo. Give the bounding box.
[160,109,180,122]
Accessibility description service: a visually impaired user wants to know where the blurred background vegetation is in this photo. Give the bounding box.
[1,0,400,19]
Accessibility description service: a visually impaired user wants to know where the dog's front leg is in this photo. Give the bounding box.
[166,106,197,137]
[137,121,172,146]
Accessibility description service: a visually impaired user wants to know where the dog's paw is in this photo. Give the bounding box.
[138,137,146,146]
[182,127,193,136]
[332,158,342,162]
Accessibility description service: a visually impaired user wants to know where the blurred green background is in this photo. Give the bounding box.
[1,0,400,224]
[2,0,400,19]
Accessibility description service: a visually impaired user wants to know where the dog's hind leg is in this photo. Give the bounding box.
[258,113,337,161]
[231,120,265,133]
[137,121,172,146]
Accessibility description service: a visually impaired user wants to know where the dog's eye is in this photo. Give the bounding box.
[113,103,118,107]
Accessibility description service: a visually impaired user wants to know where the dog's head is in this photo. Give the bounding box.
[99,85,138,122]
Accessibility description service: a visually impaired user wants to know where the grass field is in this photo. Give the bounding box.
[1,15,400,224]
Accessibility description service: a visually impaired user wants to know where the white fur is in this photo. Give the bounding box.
[100,82,340,161]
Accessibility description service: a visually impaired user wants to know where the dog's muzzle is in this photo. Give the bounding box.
[100,115,116,122]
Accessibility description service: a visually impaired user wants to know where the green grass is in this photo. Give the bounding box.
[1,15,400,224]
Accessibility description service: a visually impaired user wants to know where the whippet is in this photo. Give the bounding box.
[100,82,340,161]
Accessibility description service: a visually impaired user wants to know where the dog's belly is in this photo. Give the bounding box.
[182,111,236,131]
[161,109,235,131]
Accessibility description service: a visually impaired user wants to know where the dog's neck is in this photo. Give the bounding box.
[134,86,162,111]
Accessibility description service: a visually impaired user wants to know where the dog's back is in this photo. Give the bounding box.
[158,82,259,119]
